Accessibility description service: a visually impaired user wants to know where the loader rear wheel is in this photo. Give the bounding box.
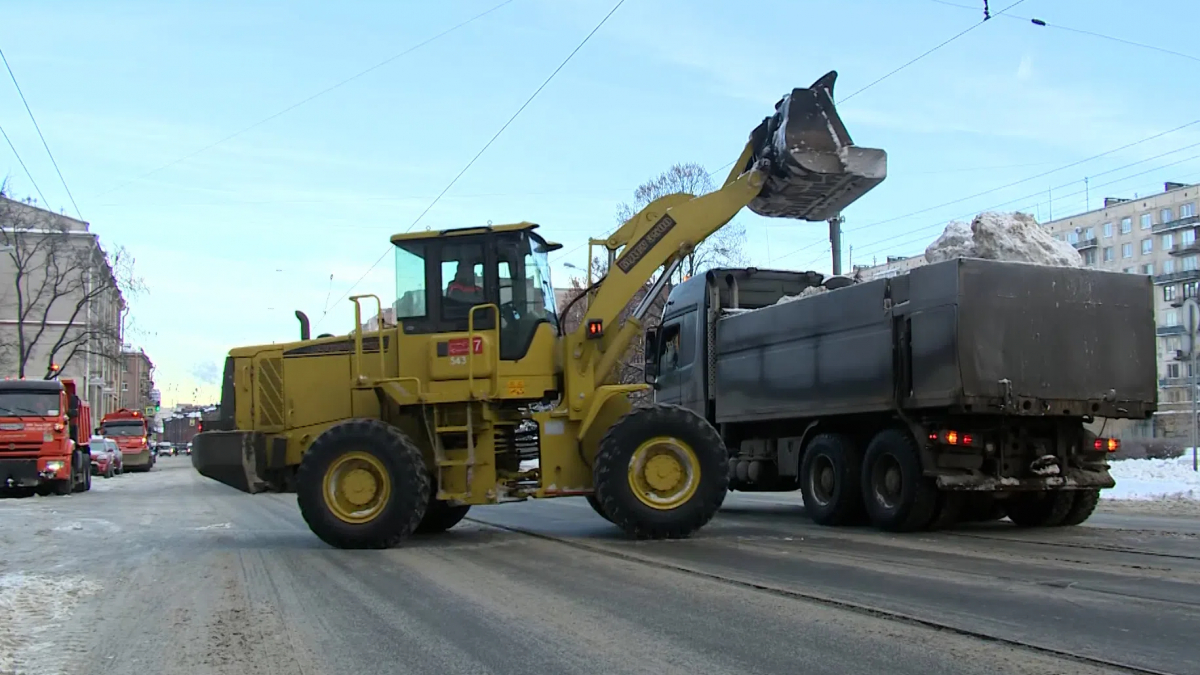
[585,493,612,522]
[861,428,937,532]
[297,419,430,549]
[1059,489,1100,526]
[594,404,728,540]
[415,492,471,535]
[1004,491,1076,528]
[800,433,865,526]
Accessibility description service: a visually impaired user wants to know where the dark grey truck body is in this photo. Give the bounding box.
[649,258,1156,499]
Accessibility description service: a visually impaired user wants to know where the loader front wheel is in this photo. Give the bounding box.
[297,419,430,549]
[594,404,728,540]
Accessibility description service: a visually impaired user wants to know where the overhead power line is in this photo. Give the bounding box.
[90,0,517,200]
[316,0,628,330]
[0,47,82,218]
[838,0,1027,103]
[0,123,50,205]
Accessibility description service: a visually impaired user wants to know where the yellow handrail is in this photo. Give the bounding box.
[467,303,499,399]
[350,294,386,382]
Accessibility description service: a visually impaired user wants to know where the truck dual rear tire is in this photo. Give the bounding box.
[800,433,865,526]
[861,428,937,532]
[593,404,728,540]
[297,419,431,549]
[1003,491,1076,527]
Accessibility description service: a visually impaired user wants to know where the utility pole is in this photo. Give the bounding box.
[828,215,844,276]
[1187,297,1200,472]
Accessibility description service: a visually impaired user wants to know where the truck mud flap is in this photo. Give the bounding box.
[746,71,887,222]
[936,468,1116,491]
[191,431,268,494]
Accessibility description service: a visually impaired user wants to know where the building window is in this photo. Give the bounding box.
[1141,213,1153,229]
[1067,231,1079,244]
[1163,233,1176,250]
[1168,335,1182,351]
[1165,258,1176,273]
[1102,246,1114,262]
[1166,309,1181,326]
[1103,222,1113,237]
[1121,217,1132,234]
[1144,263,1155,275]
[1186,255,1200,272]
[1122,242,1133,258]
[1183,203,1197,218]
[1142,237,1153,254]
[1124,266,1135,273]
[1185,281,1199,298]
[1168,362,1181,378]
[1083,249,1097,266]
[1186,229,1197,246]
[1084,226,1095,240]
[1165,285,1179,302]
[1162,207,1174,223]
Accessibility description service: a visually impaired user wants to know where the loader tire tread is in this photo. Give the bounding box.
[297,419,430,549]
[594,403,728,540]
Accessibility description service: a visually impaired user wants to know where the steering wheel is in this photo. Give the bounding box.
[498,301,520,328]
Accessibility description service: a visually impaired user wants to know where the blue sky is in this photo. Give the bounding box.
[2,0,1198,404]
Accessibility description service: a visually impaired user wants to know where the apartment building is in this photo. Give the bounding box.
[0,195,126,418]
[118,347,155,415]
[855,181,1200,438]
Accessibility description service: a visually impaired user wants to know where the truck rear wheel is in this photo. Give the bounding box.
[800,433,865,526]
[297,419,431,549]
[593,404,728,540]
[1003,491,1075,527]
[1059,489,1100,526]
[861,428,937,532]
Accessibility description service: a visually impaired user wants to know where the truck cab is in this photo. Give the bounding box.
[0,378,93,496]
[100,409,154,472]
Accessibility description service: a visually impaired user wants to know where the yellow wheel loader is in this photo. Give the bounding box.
[191,71,887,549]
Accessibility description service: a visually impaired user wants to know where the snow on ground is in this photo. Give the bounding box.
[1104,455,1200,501]
[0,573,100,675]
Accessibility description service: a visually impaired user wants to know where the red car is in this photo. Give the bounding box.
[89,436,121,478]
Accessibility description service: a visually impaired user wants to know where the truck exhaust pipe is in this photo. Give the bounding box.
[745,71,887,222]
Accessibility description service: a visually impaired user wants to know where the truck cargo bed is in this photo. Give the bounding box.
[713,258,1157,424]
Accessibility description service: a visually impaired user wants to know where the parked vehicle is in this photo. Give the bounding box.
[100,409,154,472]
[89,435,118,478]
[0,378,93,496]
[156,442,174,457]
[645,260,1157,531]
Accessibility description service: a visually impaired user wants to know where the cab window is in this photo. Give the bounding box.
[440,242,485,322]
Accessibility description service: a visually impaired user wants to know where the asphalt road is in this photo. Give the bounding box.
[1,458,1197,675]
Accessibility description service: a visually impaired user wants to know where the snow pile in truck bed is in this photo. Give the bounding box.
[775,285,826,305]
[1104,455,1200,501]
[924,211,1082,267]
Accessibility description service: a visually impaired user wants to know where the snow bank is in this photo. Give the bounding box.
[925,211,1082,267]
[1104,455,1200,501]
[0,572,100,675]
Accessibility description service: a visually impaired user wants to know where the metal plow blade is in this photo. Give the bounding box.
[747,71,887,222]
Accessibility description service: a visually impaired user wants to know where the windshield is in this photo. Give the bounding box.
[529,233,559,329]
[0,391,62,417]
[393,241,427,320]
[103,423,145,437]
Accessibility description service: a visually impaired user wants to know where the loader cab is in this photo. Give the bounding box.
[390,222,561,361]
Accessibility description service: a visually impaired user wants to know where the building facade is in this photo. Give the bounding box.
[0,196,126,419]
[857,181,1200,438]
[118,347,155,415]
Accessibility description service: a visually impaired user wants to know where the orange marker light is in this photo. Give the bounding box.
[946,430,959,445]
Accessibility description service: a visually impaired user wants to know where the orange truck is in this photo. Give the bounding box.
[100,408,155,472]
[0,377,93,496]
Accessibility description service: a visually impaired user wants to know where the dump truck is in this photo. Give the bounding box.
[191,70,888,549]
[643,260,1157,531]
[0,377,93,496]
[100,408,155,472]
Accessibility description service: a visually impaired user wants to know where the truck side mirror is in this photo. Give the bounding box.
[643,327,660,382]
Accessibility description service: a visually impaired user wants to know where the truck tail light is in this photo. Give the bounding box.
[1094,437,1120,453]
[930,429,978,447]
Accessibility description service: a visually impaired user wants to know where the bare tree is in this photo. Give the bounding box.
[615,162,749,284]
[0,195,144,380]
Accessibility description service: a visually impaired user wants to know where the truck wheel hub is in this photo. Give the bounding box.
[645,455,682,491]
[323,451,392,523]
[342,469,378,505]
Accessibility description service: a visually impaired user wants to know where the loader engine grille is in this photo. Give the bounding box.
[255,357,284,428]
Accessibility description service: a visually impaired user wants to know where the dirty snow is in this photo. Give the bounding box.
[519,459,539,472]
[1104,455,1200,501]
[925,211,1082,267]
[0,573,100,675]
[775,285,826,305]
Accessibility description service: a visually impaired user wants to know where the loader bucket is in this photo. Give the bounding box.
[746,71,887,221]
[191,430,269,494]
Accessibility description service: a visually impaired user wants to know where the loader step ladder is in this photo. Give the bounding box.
[431,403,492,501]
